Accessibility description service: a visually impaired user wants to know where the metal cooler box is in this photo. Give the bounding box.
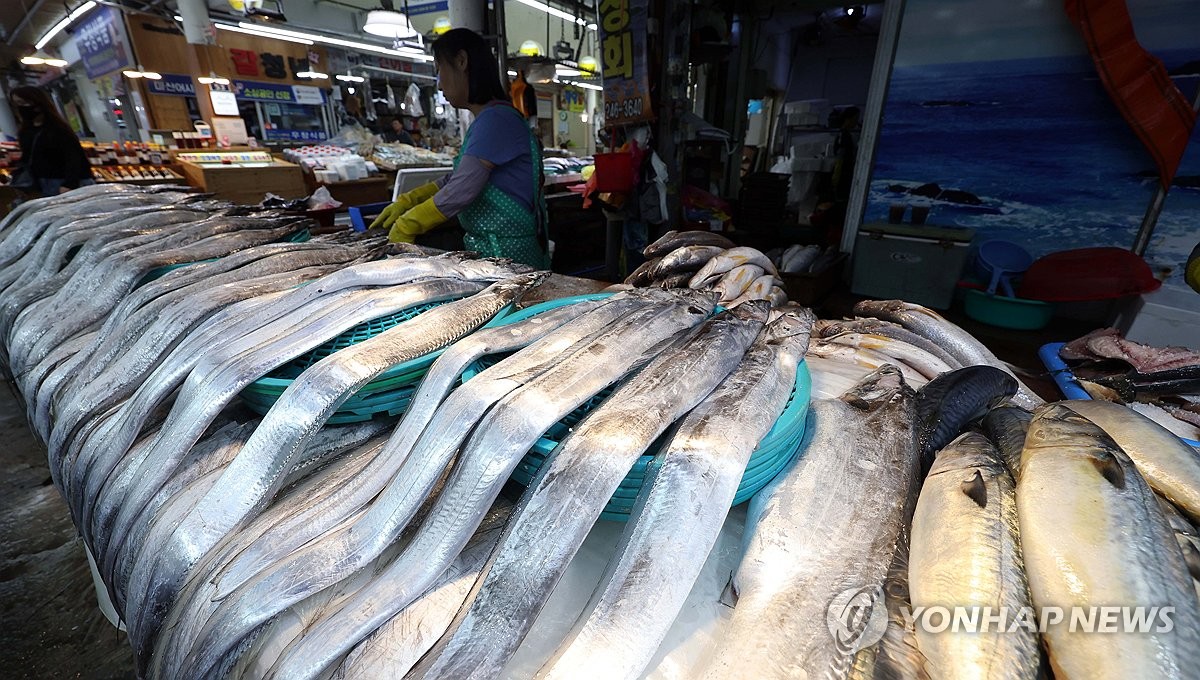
[851,223,975,309]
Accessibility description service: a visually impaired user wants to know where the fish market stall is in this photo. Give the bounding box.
[175,151,308,206]
[3,185,1200,679]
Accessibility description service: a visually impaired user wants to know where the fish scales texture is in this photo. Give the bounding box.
[125,274,539,671]
[411,302,770,679]
[701,365,920,680]
[853,300,1043,410]
[909,432,1039,680]
[1018,403,1200,678]
[539,307,816,680]
[1062,400,1200,524]
[253,294,711,680]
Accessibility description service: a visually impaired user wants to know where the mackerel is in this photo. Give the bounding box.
[1062,399,1200,524]
[909,432,1038,680]
[1018,403,1200,677]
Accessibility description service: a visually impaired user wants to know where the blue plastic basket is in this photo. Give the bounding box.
[1039,342,1200,450]
[463,293,813,522]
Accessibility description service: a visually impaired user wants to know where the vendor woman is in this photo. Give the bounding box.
[371,28,550,269]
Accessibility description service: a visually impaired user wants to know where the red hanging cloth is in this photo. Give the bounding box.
[1065,0,1196,189]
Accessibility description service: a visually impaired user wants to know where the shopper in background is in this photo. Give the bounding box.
[370,28,550,269]
[8,86,91,196]
[384,117,416,145]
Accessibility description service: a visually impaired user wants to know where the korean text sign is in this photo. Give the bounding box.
[76,6,133,79]
[599,0,653,125]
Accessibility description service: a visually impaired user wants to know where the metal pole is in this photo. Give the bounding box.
[841,0,906,255]
[1131,84,1200,257]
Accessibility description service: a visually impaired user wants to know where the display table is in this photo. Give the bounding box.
[176,151,307,205]
[304,174,393,208]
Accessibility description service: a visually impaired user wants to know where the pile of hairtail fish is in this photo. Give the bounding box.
[2,185,1199,680]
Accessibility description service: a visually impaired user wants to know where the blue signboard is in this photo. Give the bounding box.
[233,79,298,103]
[76,6,132,79]
[408,1,448,15]
[263,129,329,142]
[147,74,196,97]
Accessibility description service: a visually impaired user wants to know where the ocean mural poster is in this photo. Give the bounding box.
[868,0,1198,291]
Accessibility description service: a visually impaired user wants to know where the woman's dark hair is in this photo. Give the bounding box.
[9,86,76,136]
[432,28,509,105]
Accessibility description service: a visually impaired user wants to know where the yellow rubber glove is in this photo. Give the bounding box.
[1186,243,1200,294]
[387,198,448,243]
[369,181,440,230]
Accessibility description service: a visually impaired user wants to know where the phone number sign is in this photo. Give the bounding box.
[599,0,653,125]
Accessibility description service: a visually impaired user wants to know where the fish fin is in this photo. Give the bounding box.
[961,470,988,508]
[1091,452,1127,490]
[719,571,740,608]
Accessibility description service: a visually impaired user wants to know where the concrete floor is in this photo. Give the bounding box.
[0,385,135,679]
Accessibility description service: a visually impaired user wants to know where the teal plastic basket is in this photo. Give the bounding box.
[139,227,312,285]
[462,293,813,522]
[240,292,513,419]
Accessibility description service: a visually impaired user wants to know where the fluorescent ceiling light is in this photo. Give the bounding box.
[173,14,183,21]
[511,0,595,30]
[555,66,581,77]
[123,69,162,79]
[507,70,517,77]
[335,74,366,82]
[296,71,329,79]
[363,10,417,39]
[565,80,603,91]
[216,23,314,45]
[36,0,97,50]
[198,76,231,85]
[234,22,434,62]
[20,56,46,65]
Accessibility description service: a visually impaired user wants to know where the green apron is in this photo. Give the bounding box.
[455,105,551,270]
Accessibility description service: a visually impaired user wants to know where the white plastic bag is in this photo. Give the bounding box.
[307,185,343,210]
[404,83,425,117]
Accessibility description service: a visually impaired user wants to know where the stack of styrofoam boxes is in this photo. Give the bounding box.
[789,131,838,210]
[284,145,375,183]
[784,99,831,128]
